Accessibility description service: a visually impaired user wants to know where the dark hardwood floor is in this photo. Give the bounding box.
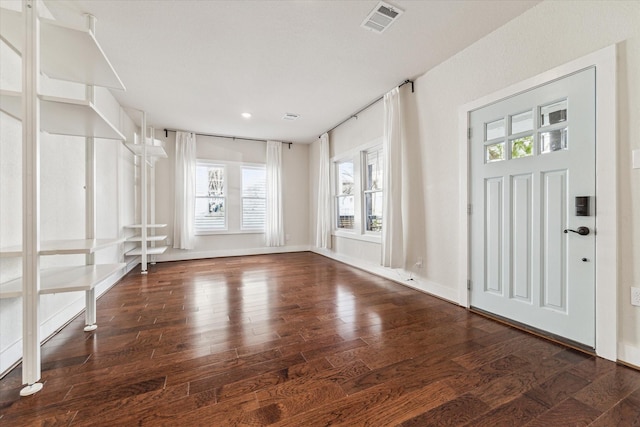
[1,252,639,426]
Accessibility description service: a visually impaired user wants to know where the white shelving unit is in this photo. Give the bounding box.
[0,1,126,396]
[0,264,126,299]
[0,90,125,139]
[0,8,124,89]
[0,238,123,257]
[124,127,168,273]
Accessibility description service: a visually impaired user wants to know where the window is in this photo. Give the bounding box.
[241,166,266,230]
[363,146,383,232]
[335,160,355,229]
[195,162,226,232]
[332,139,384,239]
[195,160,266,235]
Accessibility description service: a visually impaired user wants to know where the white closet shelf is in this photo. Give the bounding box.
[0,238,123,258]
[0,90,125,140]
[123,143,168,159]
[126,235,167,242]
[0,263,126,299]
[124,224,168,229]
[125,246,168,256]
[0,9,125,90]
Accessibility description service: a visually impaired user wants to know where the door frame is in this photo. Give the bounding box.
[457,45,617,361]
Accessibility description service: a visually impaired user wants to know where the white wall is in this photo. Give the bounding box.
[152,131,309,261]
[311,0,640,366]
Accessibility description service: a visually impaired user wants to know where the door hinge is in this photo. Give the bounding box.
[467,204,472,215]
[467,279,472,290]
[467,128,472,139]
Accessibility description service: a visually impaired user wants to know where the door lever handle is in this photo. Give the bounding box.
[564,227,590,236]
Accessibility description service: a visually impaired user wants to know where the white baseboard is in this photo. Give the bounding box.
[618,343,640,369]
[153,245,311,263]
[0,339,21,378]
[311,248,459,304]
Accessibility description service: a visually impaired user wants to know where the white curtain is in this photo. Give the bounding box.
[265,140,285,246]
[382,87,405,268]
[315,133,332,249]
[173,131,196,250]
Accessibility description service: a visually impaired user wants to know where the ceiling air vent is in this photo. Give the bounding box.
[282,113,300,121]
[361,1,404,34]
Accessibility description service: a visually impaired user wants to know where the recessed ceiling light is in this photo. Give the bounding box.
[241,112,252,119]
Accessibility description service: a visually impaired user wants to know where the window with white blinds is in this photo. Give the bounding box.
[194,160,266,235]
[195,162,226,233]
[241,166,266,230]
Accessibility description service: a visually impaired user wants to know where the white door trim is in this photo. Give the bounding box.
[458,45,617,361]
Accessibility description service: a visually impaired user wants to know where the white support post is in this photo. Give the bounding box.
[149,128,156,265]
[21,0,43,396]
[83,14,98,331]
[140,113,148,273]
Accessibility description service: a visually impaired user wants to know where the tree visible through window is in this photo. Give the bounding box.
[195,162,226,232]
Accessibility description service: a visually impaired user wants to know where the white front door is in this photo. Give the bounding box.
[470,68,596,348]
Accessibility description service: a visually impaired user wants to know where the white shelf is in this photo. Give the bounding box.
[0,238,123,258]
[0,263,126,299]
[124,143,168,159]
[125,246,168,256]
[0,9,125,90]
[0,247,22,258]
[126,235,167,242]
[124,224,168,229]
[0,90,125,140]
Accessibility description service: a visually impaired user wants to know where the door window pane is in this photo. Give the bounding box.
[486,142,505,163]
[511,135,534,159]
[485,118,505,141]
[540,128,568,153]
[511,111,533,134]
[540,100,567,127]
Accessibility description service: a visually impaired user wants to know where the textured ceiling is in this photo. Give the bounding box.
[46,0,539,143]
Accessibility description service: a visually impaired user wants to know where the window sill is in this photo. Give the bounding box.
[332,230,381,244]
[195,230,265,236]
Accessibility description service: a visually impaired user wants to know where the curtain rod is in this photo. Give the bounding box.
[320,79,414,138]
[163,128,293,149]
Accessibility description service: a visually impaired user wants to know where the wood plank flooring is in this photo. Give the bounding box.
[1,252,639,426]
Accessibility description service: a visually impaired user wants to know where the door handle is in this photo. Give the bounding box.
[564,227,590,236]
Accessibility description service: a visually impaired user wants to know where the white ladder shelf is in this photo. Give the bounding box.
[0,1,127,396]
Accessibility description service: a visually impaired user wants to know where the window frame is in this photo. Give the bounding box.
[334,158,356,231]
[194,160,227,234]
[194,159,266,236]
[240,164,267,232]
[362,145,383,234]
[331,137,383,243]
